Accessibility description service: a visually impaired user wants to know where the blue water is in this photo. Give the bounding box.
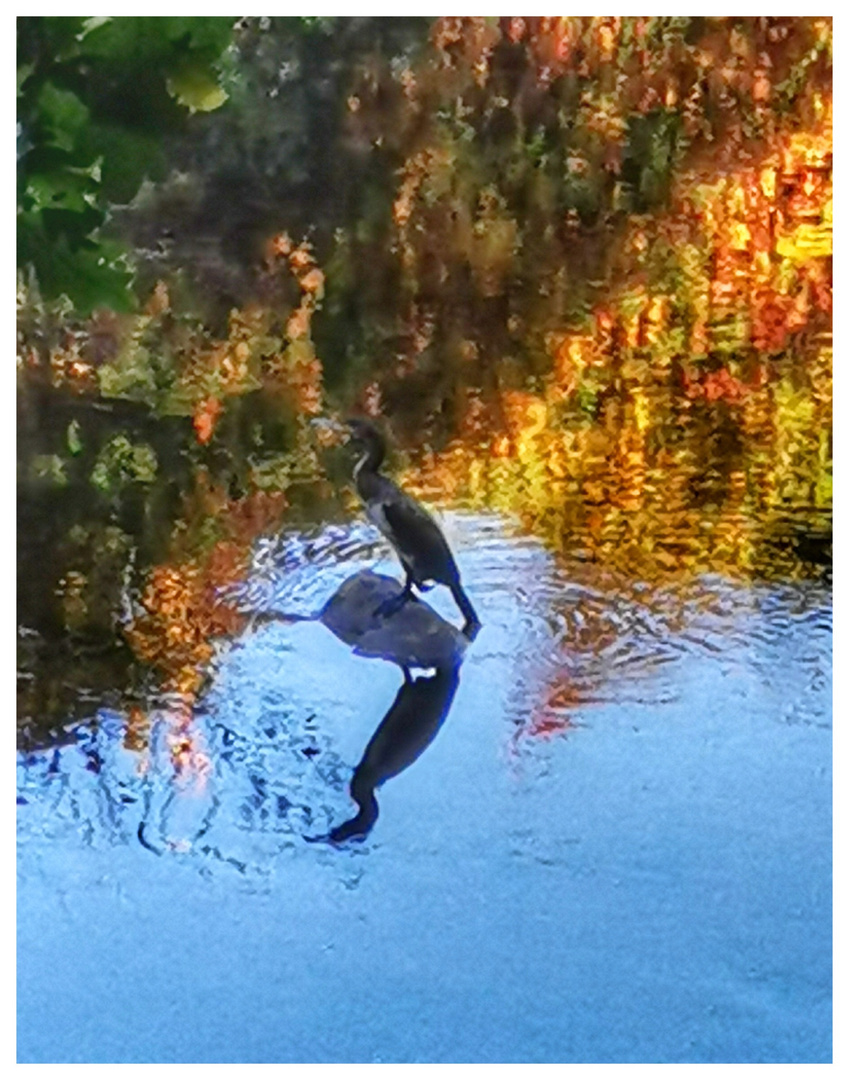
[17,515,832,1063]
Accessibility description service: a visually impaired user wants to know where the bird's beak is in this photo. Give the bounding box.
[309,416,350,447]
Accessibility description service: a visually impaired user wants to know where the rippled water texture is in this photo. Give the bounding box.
[17,514,831,1063]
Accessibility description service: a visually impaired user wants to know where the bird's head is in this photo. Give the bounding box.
[345,417,387,471]
[345,417,382,444]
[310,415,386,467]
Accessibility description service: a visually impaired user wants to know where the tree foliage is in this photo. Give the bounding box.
[17,16,235,312]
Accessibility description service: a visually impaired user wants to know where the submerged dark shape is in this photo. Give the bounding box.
[346,418,481,633]
[328,665,461,842]
[255,569,465,842]
[255,569,470,676]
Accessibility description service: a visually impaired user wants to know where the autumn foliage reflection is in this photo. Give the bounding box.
[17,17,831,750]
[125,476,287,696]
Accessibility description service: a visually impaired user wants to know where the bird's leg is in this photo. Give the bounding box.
[373,571,415,619]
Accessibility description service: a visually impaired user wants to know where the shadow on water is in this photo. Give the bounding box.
[256,568,473,674]
[254,568,468,843]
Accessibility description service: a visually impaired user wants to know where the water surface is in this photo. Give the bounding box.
[17,512,831,1063]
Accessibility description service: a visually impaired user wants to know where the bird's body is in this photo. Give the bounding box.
[355,467,460,592]
[347,419,480,633]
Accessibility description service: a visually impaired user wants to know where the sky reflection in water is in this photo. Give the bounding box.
[17,513,831,1063]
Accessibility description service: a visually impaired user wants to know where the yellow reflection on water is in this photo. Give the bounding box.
[402,361,831,585]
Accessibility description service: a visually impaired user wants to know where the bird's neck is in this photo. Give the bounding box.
[353,440,384,481]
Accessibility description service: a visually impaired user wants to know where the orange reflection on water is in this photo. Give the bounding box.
[125,479,288,703]
[164,694,213,793]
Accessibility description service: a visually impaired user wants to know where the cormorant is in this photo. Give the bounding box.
[346,418,480,633]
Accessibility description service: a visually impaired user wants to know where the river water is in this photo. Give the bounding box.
[16,511,831,1063]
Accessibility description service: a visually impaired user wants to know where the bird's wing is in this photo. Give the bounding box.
[382,494,459,583]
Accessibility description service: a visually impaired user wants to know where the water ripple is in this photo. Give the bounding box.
[17,513,832,879]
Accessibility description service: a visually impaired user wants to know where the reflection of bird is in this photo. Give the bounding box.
[346,418,480,633]
[254,570,468,680]
[328,665,460,843]
[254,570,465,843]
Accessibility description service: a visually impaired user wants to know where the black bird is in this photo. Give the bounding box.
[346,418,480,633]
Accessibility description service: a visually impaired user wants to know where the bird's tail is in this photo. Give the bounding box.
[450,582,480,633]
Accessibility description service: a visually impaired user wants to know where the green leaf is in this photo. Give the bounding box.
[166,66,229,113]
[18,215,135,313]
[17,63,34,95]
[157,16,236,54]
[29,454,68,485]
[18,17,88,64]
[83,124,168,202]
[78,17,182,62]
[77,17,113,40]
[38,205,104,245]
[79,16,233,65]
[26,168,96,213]
[91,435,158,492]
[17,15,236,312]
[37,81,90,152]
[98,346,158,402]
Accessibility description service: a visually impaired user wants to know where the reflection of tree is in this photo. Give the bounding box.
[126,478,289,698]
[19,579,467,859]
[507,565,768,752]
[17,17,831,749]
[402,364,830,584]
